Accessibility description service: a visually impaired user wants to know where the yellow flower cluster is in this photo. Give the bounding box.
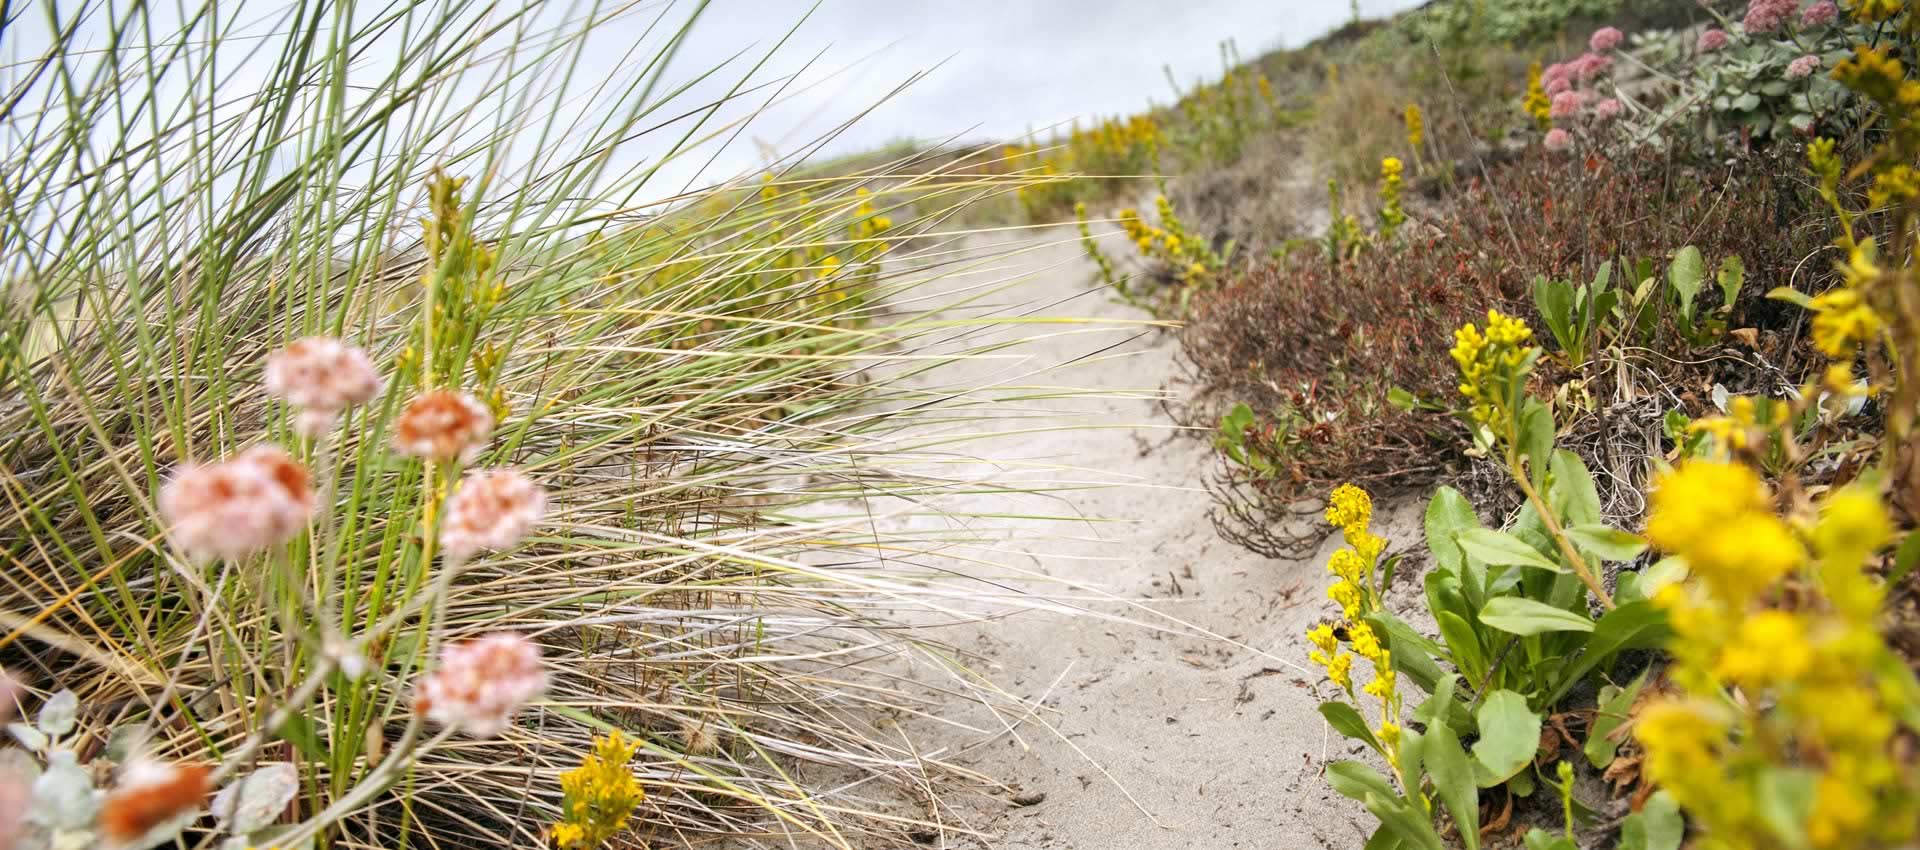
[1378,157,1406,238]
[552,731,646,850]
[1523,61,1552,129]
[1114,196,1218,284]
[1449,310,1535,429]
[1637,470,1916,849]
[1685,395,1792,457]
[1403,103,1424,150]
[1308,484,1401,767]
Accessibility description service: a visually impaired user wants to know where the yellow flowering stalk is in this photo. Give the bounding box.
[1307,484,1405,773]
[1637,468,1919,850]
[552,731,646,850]
[1377,157,1406,241]
[1522,61,1553,130]
[1403,103,1425,173]
[1449,310,1614,609]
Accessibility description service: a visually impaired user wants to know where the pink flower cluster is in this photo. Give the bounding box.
[1593,98,1625,121]
[1544,128,1574,152]
[392,390,495,461]
[440,468,547,563]
[1551,90,1590,120]
[161,445,314,561]
[1697,28,1730,52]
[1589,26,1624,52]
[1787,54,1823,79]
[1743,0,1797,33]
[1801,0,1838,26]
[417,632,547,737]
[265,336,383,437]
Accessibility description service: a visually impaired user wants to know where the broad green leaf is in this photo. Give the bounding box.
[1363,792,1447,850]
[1717,255,1745,312]
[1523,829,1578,850]
[1892,529,1920,585]
[1619,791,1684,850]
[1457,528,1564,573]
[1565,524,1647,561]
[1387,386,1419,412]
[1547,600,1670,705]
[1472,690,1542,787]
[1366,612,1447,694]
[1518,401,1555,490]
[1548,451,1601,526]
[1327,760,1400,804]
[274,712,325,762]
[1424,486,1479,575]
[1668,245,1705,317]
[1435,611,1487,685]
[1479,597,1594,636]
[1585,673,1647,769]
[1363,824,1404,850]
[1319,701,1382,751]
[1766,285,1813,308]
[1424,711,1480,850]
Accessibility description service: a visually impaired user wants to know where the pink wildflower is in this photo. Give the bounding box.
[1546,76,1574,96]
[1594,98,1625,121]
[416,633,547,737]
[99,760,212,843]
[161,445,314,562]
[1742,0,1796,33]
[439,468,547,563]
[1697,28,1730,52]
[1551,90,1590,120]
[392,390,495,462]
[1801,0,1838,26]
[1590,27,1625,52]
[1575,51,1615,81]
[265,336,383,437]
[1544,128,1574,152]
[1787,54,1822,79]
[0,771,22,850]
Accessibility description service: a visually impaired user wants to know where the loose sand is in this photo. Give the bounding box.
[849,224,1428,849]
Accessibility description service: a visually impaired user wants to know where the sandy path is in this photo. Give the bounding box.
[863,224,1416,849]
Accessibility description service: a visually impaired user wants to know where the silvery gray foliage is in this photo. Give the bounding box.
[1616,11,1863,145]
[211,762,305,850]
[3,690,215,850]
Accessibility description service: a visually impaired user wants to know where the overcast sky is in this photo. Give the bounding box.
[621,0,1427,190]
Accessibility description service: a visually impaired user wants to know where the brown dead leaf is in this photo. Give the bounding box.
[1729,327,1759,349]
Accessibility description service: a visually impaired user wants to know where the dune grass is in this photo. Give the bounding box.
[0,0,1106,846]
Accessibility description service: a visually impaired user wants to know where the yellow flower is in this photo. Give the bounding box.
[1713,611,1812,686]
[1329,579,1365,619]
[1808,287,1882,357]
[1809,771,1873,849]
[1814,485,1892,563]
[1325,484,1373,531]
[553,731,646,849]
[1646,461,1802,605]
[1311,648,1353,690]
[1307,623,1338,655]
[1349,621,1383,662]
[1403,104,1424,149]
[1327,548,1368,584]
[1362,661,1396,700]
[1376,720,1402,755]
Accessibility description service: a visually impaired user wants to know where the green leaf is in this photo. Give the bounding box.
[1585,672,1647,769]
[1892,529,1920,585]
[1425,486,1479,575]
[1363,792,1448,850]
[1363,824,1404,850]
[1765,285,1813,308]
[1472,690,1542,787]
[274,712,325,762]
[1425,712,1481,850]
[1755,767,1818,843]
[1668,245,1705,319]
[1518,401,1555,490]
[1457,528,1564,573]
[1522,829,1578,850]
[1388,386,1419,412]
[1327,760,1400,804]
[1547,600,1670,706]
[1549,451,1602,527]
[1320,701,1383,751]
[1717,255,1745,313]
[1435,611,1487,685]
[1565,524,1647,561]
[1619,791,1684,850]
[1479,597,1595,636]
[1367,612,1448,694]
